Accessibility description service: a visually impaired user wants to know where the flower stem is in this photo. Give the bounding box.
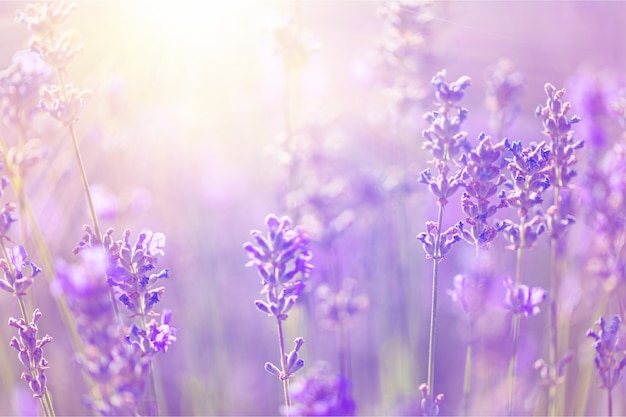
[276,318,292,417]
[426,203,445,407]
[463,319,475,416]
[507,219,526,416]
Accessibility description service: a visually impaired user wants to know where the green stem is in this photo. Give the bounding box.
[426,203,445,407]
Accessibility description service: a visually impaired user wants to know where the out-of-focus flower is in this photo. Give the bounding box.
[587,315,626,391]
[502,277,546,317]
[287,361,356,416]
[447,273,490,318]
[315,278,369,330]
[16,1,76,36]
[0,50,51,126]
[485,59,523,137]
[39,84,91,126]
[0,246,42,297]
[376,0,438,114]
[30,29,83,71]
[90,183,120,221]
[8,308,52,398]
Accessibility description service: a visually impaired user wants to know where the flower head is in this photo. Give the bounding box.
[0,245,42,297]
[16,1,77,36]
[502,277,546,317]
[147,309,177,353]
[587,315,626,391]
[244,214,313,320]
[40,84,91,126]
[8,309,52,398]
[0,50,51,125]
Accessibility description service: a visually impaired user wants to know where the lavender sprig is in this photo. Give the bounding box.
[244,214,313,416]
[418,70,471,415]
[535,83,582,415]
[587,315,626,417]
[8,309,53,407]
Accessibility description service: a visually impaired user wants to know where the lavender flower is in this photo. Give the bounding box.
[39,84,91,127]
[315,278,369,330]
[0,245,42,297]
[457,133,508,248]
[75,226,170,320]
[287,361,356,417]
[537,83,583,189]
[0,50,51,126]
[587,316,626,392]
[484,59,523,137]
[244,214,312,321]
[502,277,546,318]
[447,273,489,318]
[16,1,76,36]
[244,214,313,414]
[55,248,156,415]
[376,0,438,114]
[421,71,472,162]
[8,309,52,399]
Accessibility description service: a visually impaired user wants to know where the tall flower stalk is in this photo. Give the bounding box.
[417,70,470,415]
[244,214,313,416]
[500,137,550,415]
[587,315,626,416]
[535,83,582,415]
[454,132,508,414]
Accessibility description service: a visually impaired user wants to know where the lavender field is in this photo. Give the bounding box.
[0,1,625,416]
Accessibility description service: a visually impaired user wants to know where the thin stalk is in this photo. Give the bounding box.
[507,217,526,416]
[548,172,562,417]
[138,302,159,416]
[276,318,292,417]
[548,231,559,417]
[463,318,475,416]
[426,203,445,407]
[608,387,613,417]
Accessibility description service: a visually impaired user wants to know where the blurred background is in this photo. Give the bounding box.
[0,1,625,415]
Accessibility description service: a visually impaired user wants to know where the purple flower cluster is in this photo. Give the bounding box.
[74,226,174,352]
[0,50,51,126]
[315,278,369,330]
[55,246,170,415]
[8,308,52,399]
[287,361,356,417]
[457,133,508,249]
[244,214,313,321]
[484,59,523,137]
[17,1,91,127]
[502,277,546,318]
[587,316,626,392]
[244,214,313,387]
[0,245,42,297]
